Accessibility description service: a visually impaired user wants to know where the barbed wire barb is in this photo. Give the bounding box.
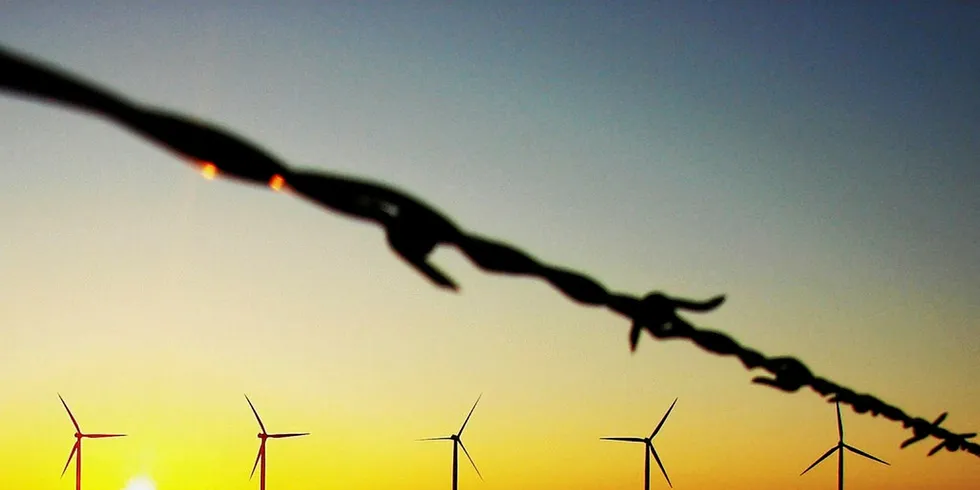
[1,44,976,460]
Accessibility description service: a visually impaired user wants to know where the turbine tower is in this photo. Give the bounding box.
[58,394,126,490]
[601,397,677,489]
[245,395,309,490]
[419,394,484,490]
[801,401,890,490]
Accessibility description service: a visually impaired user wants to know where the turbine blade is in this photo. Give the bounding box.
[249,442,264,479]
[245,395,267,434]
[651,398,678,438]
[61,442,78,477]
[649,444,672,488]
[84,433,126,438]
[836,402,844,441]
[269,432,309,438]
[458,439,483,481]
[417,436,454,441]
[59,394,81,433]
[801,446,838,476]
[600,437,646,443]
[844,444,889,466]
[457,394,482,436]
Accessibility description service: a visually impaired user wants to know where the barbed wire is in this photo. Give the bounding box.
[1,44,976,460]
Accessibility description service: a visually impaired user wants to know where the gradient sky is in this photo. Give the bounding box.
[2,2,979,489]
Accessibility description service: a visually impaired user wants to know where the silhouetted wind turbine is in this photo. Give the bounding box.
[58,394,126,490]
[245,395,309,490]
[601,397,677,489]
[801,401,889,490]
[419,394,484,490]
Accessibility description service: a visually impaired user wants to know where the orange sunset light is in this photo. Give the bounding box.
[269,174,286,192]
[199,162,218,180]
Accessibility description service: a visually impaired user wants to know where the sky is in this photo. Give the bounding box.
[1,2,979,489]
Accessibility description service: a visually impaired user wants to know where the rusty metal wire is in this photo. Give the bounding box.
[1,44,976,460]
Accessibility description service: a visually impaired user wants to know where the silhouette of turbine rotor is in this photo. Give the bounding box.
[245,395,309,490]
[419,394,484,490]
[800,401,889,490]
[601,398,677,489]
[58,394,126,490]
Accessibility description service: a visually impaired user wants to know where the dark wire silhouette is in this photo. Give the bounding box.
[1,45,976,460]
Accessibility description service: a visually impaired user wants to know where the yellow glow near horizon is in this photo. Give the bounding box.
[122,476,155,490]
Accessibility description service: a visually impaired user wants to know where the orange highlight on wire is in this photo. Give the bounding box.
[200,162,218,180]
[269,174,285,191]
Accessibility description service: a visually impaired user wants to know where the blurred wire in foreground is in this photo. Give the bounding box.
[1,44,975,459]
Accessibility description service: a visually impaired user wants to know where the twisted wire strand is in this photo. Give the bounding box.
[2,45,975,459]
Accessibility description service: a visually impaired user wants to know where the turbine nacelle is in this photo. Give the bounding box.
[600,397,678,490]
[57,394,126,490]
[800,402,889,490]
[244,395,309,490]
[418,394,484,488]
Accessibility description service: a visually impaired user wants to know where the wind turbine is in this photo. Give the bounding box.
[419,394,484,490]
[58,394,126,490]
[801,401,890,490]
[245,395,309,490]
[601,397,677,489]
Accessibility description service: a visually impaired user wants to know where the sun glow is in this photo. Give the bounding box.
[269,173,286,191]
[199,162,218,180]
[122,476,155,490]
